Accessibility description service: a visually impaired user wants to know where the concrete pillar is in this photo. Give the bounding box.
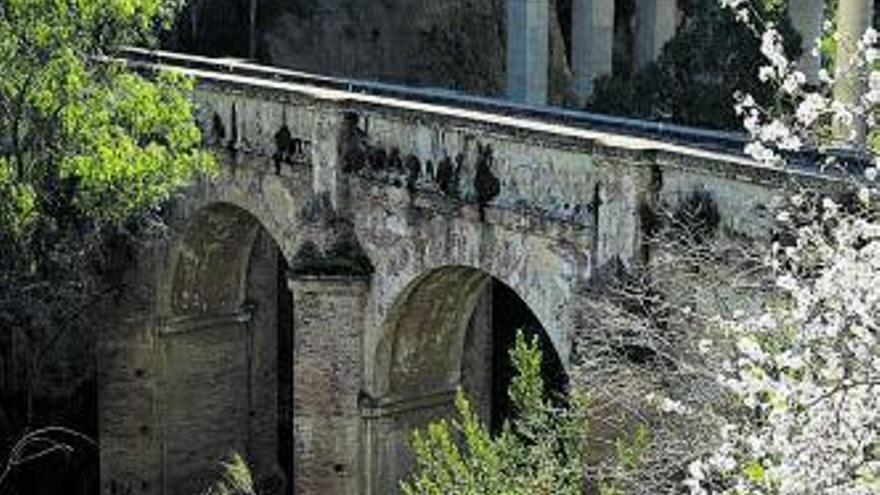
[289,275,369,495]
[572,0,615,101]
[249,0,258,59]
[833,0,874,145]
[789,0,825,83]
[506,0,549,105]
[634,0,677,69]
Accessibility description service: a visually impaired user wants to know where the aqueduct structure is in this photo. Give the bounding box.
[97,50,828,495]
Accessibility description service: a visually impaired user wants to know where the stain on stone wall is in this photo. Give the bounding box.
[474,144,501,210]
[273,123,311,174]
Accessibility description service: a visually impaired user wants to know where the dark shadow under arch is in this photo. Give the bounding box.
[488,278,568,432]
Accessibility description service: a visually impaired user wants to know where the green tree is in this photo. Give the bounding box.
[0,0,212,434]
[401,331,591,495]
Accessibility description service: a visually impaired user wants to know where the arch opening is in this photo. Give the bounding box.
[162,203,293,495]
[370,266,567,492]
[487,278,568,432]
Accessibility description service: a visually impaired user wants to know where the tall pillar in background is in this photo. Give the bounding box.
[506,0,549,105]
[789,0,825,83]
[572,0,615,102]
[634,0,677,69]
[833,0,874,145]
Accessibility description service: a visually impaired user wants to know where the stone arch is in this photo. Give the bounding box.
[156,201,294,495]
[164,203,263,315]
[374,266,490,399]
[158,197,299,317]
[365,265,567,493]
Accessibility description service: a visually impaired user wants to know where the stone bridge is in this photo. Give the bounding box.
[98,52,817,495]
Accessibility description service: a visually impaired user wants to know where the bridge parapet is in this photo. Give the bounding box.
[177,55,823,262]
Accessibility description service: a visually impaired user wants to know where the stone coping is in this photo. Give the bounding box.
[118,51,839,190]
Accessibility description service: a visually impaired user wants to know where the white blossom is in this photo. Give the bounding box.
[795,93,825,127]
[683,6,880,494]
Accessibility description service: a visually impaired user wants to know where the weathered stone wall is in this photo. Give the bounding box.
[461,284,494,427]
[159,316,252,495]
[98,59,835,495]
[98,316,162,495]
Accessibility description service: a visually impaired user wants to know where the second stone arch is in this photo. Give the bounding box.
[363,265,567,495]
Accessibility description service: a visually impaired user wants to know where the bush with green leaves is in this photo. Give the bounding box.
[401,331,588,495]
[0,0,213,248]
[402,331,652,495]
[202,453,256,495]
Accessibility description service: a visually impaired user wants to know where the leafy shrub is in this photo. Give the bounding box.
[401,331,590,495]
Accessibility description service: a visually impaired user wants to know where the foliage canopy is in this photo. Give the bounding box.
[0,0,212,265]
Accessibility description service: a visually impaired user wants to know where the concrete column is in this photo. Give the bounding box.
[634,0,677,69]
[572,0,615,101]
[789,0,825,83]
[289,275,369,495]
[249,0,258,59]
[506,0,549,105]
[833,0,874,144]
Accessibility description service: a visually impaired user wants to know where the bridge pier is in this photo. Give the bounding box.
[289,275,369,495]
[634,0,677,69]
[360,390,458,495]
[506,0,549,105]
[572,0,615,102]
[156,310,258,495]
